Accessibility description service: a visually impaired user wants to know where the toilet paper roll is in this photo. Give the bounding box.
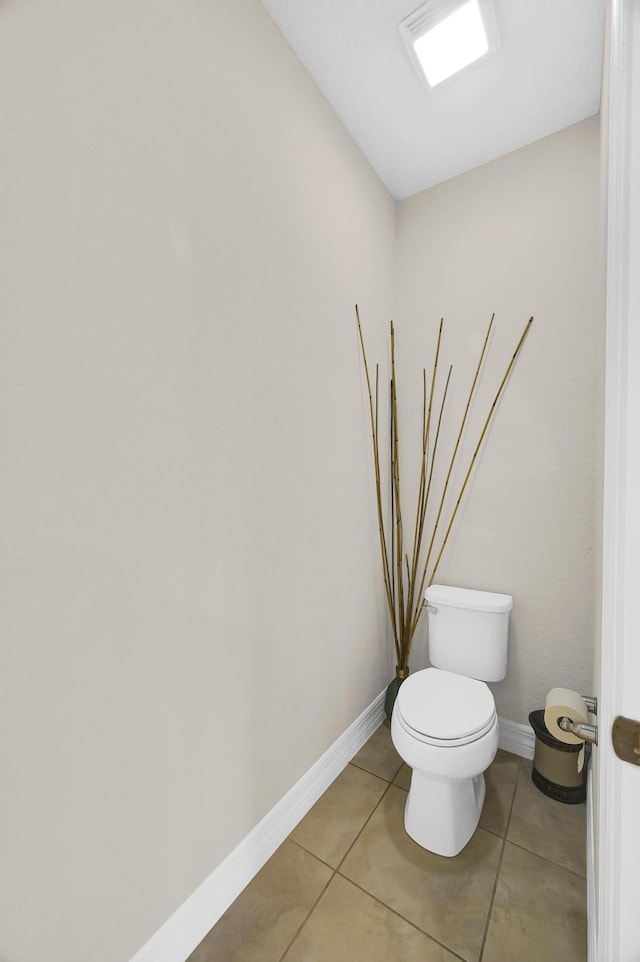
[544,688,590,745]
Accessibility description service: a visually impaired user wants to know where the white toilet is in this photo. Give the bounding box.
[391,583,513,857]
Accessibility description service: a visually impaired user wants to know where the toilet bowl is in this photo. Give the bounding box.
[391,667,498,856]
[390,584,512,857]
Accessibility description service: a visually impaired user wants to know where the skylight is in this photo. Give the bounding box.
[400,0,500,89]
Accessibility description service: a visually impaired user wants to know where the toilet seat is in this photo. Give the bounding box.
[395,667,496,747]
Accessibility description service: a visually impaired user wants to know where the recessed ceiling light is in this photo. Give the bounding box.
[399,0,500,89]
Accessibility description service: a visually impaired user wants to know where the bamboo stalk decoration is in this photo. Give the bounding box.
[355,306,399,663]
[355,307,533,681]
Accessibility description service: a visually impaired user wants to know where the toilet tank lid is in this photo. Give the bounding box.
[425,584,513,613]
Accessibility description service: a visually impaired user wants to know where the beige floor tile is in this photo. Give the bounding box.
[290,763,388,868]
[187,840,331,962]
[482,841,587,962]
[340,785,502,962]
[284,873,460,961]
[479,750,521,838]
[507,762,586,876]
[393,763,412,791]
[351,723,404,782]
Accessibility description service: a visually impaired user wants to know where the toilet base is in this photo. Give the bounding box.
[404,769,486,857]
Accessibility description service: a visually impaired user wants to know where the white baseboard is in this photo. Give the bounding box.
[129,688,386,962]
[498,716,535,759]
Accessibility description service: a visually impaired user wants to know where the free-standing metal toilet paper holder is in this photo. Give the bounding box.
[558,695,598,745]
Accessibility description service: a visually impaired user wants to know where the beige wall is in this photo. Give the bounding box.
[396,116,605,725]
[0,2,395,960]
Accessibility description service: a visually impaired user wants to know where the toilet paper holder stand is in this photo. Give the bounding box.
[557,694,598,745]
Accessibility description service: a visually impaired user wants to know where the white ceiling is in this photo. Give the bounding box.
[260,0,605,200]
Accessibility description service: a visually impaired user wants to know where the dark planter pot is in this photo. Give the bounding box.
[384,666,410,725]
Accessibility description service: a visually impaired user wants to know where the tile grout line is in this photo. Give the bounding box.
[277,759,400,962]
[292,753,468,962]
[334,776,396,874]
[501,759,588,879]
[288,838,336,872]
[336,872,469,962]
[341,761,500,962]
[504,837,587,880]
[276,861,335,962]
[333,754,526,960]
[349,758,404,781]
[478,757,522,961]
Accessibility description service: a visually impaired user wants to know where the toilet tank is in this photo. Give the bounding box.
[425,584,513,682]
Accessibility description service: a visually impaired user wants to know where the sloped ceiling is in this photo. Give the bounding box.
[260,0,605,199]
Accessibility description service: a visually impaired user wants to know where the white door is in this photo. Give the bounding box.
[598,1,640,958]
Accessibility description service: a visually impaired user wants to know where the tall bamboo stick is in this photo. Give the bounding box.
[381,366,398,654]
[355,306,400,660]
[419,364,453,549]
[426,315,534,592]
[411,368,427,581]
[390,321,405,660]
[403,363,452,663]
[410,319,443,589]
[411,313,495,629]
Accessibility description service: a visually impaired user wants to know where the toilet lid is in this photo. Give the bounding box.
[395,668,495,742]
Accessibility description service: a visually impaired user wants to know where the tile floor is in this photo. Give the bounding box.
[188,724,587,962]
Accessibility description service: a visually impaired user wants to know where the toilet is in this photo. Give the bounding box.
[391,583,513,857]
